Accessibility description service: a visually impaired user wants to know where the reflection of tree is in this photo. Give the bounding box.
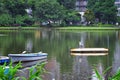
[0,30,118,80]
[79,32,86,48]
[0,31,35,55]
[112,40,120,73]
[73,56,91,80]
[25,39,33,52]
[44,58,60,80]
[34,30,117,79]
[86,32,115,48]
[0,33,25,55]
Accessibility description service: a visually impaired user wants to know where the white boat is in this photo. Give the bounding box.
[13,59,47,68]
[8,52,48,63]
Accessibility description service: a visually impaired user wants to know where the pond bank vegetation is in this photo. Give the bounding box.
[0,62,46,80]
[0,26,120,31]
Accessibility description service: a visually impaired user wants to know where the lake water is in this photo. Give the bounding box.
[0,29,120,80]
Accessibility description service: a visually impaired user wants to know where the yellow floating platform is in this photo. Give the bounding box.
[70,48,108,56]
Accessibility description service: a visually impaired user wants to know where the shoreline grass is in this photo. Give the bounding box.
[0,27,41,30]
[55,27,120,30]
[0,26,119,31]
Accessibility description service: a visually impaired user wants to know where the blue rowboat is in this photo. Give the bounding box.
[0,56,9,64]
[8,52,48,63]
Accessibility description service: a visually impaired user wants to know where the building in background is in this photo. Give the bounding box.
[75,0,87,24]
[75,0,87,12]
[76,0,119,15]
[115,0,120,16]
[76,0,120,23]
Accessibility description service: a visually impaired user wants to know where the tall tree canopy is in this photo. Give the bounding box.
[34,0,65,26]
[57,0,76,10]
[84,9,95,24]
[87,0,117,24]
[2,0,27,17]
[0,2,8,14]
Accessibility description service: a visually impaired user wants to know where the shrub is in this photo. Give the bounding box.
[0,62,46,80]
[0,14,13,27]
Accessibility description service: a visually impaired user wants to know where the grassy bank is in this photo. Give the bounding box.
[0,26,120,31]
[56,27,120,30]
[0,27,41,30]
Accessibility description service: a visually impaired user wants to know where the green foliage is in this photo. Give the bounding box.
[84,9,95,24]
[0,0,35,27]
[93,66,120,80]
[15,15,25,26]
[0,62,47,80]
[34,0,65,26]
[87,0,117,24]
[28,62,47,80]
[65,10,81,22]
[0,0,80,27]
[0,14,13,26]
[0,62,22,80]
[110,69,120,80]
[117,16,120,24]
[57,0,76,10]
[14,15,34,26]
[0,2,8,14]
[94,67,103,80]
[63,10,81,25]
[3,0,26,16]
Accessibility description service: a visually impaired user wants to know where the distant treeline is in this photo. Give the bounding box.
[0,0,119,27]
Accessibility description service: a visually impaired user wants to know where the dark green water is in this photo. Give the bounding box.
[0,29,120,80]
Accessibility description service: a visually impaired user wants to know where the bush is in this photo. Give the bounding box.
[0,14,13,27]
[93,65,120,80]
[14,15,35,27]
[0,62,47,80]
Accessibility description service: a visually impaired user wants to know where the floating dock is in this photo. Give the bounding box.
[70,48,108,56]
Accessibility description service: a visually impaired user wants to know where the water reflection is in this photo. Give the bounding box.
[73,56,91,80]
[0,30,119,80]
[79,32,86,48]
[91,63,104,80]
[25,39,33,52]
[71,53,108,56]
[15,59,47,79]
[112,39,120,73]
[43,58,60,80]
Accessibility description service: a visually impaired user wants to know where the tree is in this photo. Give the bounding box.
[0,0,35,26]
[87,0,97,11]
[63,10,81,25]
[57,0,76,10]
[87,0,117,24]
[84,9,95,25]
[3,0,27,17]
[101,0,117,23]
[0,2,8,14]
[34,0,65,27]
[0,14,13,26]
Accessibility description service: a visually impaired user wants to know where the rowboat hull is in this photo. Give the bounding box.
[13,59,47,68]
[0,56,9,64]
[8,53,48,63]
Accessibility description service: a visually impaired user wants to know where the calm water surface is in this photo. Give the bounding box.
[0,29,120,80]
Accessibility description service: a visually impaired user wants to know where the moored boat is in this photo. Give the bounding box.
[0,56,9,64]
[8,52,48,63]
